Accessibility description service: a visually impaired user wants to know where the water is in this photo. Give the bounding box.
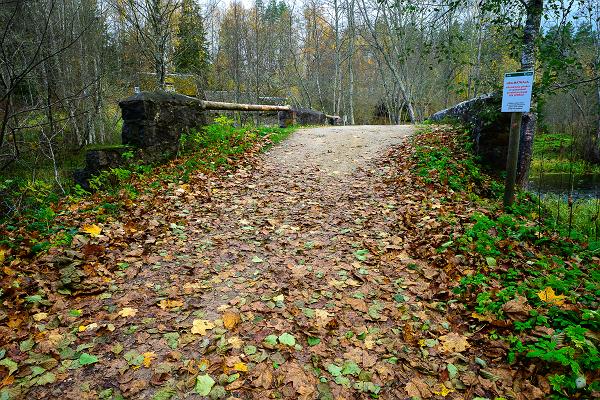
[528,173,600,199]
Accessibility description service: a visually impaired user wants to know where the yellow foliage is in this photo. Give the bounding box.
[82,224,102,237]
[537,287,566,306]
[191,319,215,335]
[118,307,138,318]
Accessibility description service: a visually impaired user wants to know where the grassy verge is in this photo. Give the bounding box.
[411,126,599,399]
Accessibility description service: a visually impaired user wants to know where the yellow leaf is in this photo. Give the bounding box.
[438,332,470,353]
[33,312,48,321]
[233,361,248,372]
[191,319,215,335]
[82,224,102,237]
[78,325,87,332]
[142,352,156,367]
[314,309,331,325]
[158,299,184,310]
[227,336,243,349]
[272,294,284,302]
[118,307,138,318]
[223,311,241,330]
[432,384,454,397]
[0,250,5,265]
[471,312,494,322]
[537,287,565,306]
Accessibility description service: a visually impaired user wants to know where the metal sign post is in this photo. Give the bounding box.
[501,71,534,208]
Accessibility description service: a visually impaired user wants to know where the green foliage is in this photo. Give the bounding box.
[417,126,600,398]
[412,133,483,193]
[531,132,600,175]
[174,0,209,81]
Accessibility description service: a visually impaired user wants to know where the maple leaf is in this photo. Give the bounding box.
[191,319,215,335]
[223,311,241,329]
[81,224,102,237]
[227,336,244,349]
[158,299,184,310]
[438,332,470,353]
[537,287,565,306]
[118,307,138,318]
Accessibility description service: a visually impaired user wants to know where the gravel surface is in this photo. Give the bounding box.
[265,125,414,175]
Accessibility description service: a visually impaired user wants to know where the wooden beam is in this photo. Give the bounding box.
[202,100,291,112]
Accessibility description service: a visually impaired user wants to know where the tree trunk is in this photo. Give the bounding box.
[516,0,543,186]
[346,0,355,124]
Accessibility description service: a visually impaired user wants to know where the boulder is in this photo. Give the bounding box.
[73,146,132,191]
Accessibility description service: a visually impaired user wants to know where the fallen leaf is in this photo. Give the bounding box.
[33,313,48,321]
[223,311,241,329]
[432,383,454,397]
[405,378,432,398]
[78,353,99,366]
[438,332,470,353]
[82,224,102,237]
[227,336,244,349]
[195,374,215,396]
[158,299,184,309]
[191,319,215,335]
[233,362,248,372]
[278,332,296,346]
[502,295,532,321]
[537,287,565,306]
[253,363,273,389]
[142,352,156,367]
[118,307,138,318]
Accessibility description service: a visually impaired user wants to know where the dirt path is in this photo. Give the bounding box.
[266,125,412,174]
[21,125,496,399]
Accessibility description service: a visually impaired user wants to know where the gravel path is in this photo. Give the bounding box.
[265,125,413,175]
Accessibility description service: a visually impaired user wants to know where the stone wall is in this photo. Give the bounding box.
[120,91,207,161]
[76,91,338,188]
[430,94,511,170]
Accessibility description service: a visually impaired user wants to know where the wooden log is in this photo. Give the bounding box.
[202,100,291,112]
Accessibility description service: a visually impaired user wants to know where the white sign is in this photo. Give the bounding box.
[501,71,534,112]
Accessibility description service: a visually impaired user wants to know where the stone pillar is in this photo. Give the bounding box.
[119,91,207,161]
[278,110,296,128]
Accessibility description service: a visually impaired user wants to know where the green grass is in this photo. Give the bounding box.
[532,132,600,175]
[539,195,600,246]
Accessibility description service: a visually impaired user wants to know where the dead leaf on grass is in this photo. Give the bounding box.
[438,332,469,353]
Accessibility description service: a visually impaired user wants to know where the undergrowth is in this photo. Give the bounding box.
[413,126,599,399]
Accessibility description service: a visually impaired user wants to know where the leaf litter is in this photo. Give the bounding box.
[0,125,593,399]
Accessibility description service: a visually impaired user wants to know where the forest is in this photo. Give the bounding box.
[1,0,599,198]
[1,0,600,399]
